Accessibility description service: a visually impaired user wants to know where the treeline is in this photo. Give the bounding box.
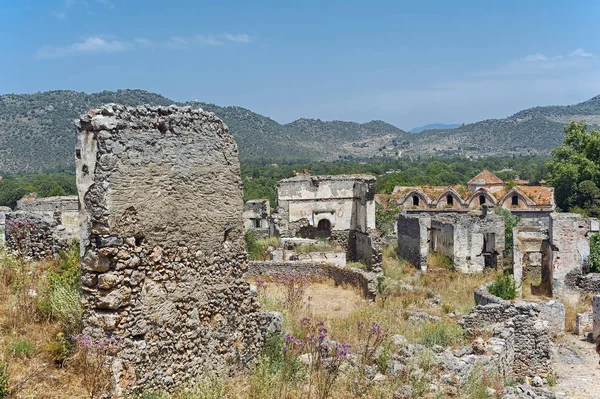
[241,156,549,206]
[0,173,77,209]
[0,156,549,210]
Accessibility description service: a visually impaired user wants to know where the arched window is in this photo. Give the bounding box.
[511,195,519,206]
[446,195,453,206]
[479,195,486,206]
[412,195,420,206]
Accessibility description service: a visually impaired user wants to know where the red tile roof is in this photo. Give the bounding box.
[467,170,504,186]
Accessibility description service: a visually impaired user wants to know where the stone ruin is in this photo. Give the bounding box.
[459,284,564,381]
[514,213,599,296]
[1,195,79,258]
[273,174,381,270]
[243,199,270,237]
[76,104,279,393]
[397,207,505,273]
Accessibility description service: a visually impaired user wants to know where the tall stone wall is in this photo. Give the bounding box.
[549,213,591,293]
[0,207,10,248]
[397,213,429,270]
[76,104,278,393]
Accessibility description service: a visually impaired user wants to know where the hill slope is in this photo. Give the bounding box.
[403,96,600,158]
[1,90,600,173]
[410,123,461,133]
[0,90,410,173]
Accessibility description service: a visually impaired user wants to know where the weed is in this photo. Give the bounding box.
[70,334,121,399]
[374,345,392,374]
[185,377,225,399]
[7,338,36,359]
[427,252,455,270]
[417,322,463,348]
[45,332,72,366]
[245,230,279,261]
[488,273,517,300]
[347,261,364,269]
[415,348,437,372]
[277,273,311,315]
[461,363,500,399]
[0,362,9,399]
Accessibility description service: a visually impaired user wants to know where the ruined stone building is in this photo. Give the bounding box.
[389,170,554,227]
[1,194,79,258]
[397,207,505,273]
[514,213,599,295]
[76,104,278,394]
[273,174,381,269]
[243,199,270,237]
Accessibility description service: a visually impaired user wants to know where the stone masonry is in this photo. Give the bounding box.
[397,208,505,273]
[76,104,279,394]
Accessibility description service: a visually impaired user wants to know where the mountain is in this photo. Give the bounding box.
[409,123,461,133]
[1,89,600,174]
[0,90,411,173]
[399,95,600,158]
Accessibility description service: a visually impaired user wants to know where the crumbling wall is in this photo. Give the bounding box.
[0,206,10,248]
[76,104,278,393]
[244,261,378,300]
[594,295,600,341]
[243,200,270,237]
[549,213,591,293]
[4,211,75,258]
[397,213,429,270]
[513,227,548,290]
[16,195,79,213]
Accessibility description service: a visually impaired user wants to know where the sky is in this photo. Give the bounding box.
[1,0,599,130]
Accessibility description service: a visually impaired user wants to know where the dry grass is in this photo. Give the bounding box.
[560,292,594,334]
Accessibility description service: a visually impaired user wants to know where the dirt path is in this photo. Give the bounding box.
[552,334,600,398]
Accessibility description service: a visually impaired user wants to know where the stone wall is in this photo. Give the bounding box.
[0,206,10,247]
[564,269,600,292]
[397,211,505,273]
[243,199,270,237]
[76,104,278,393]
[594,295,600,341]
[513,226,548,290]
[460,286,554,379]
[549,213,591,293]
[4,211,76,258]
[16,195,79,213]
[245,261,378,300]
[397,213,429,270]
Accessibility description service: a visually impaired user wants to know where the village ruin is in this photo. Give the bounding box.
[2,111,600,397]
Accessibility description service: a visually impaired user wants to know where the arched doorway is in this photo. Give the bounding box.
[316,218,332,238]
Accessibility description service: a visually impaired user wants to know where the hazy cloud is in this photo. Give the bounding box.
[569,48,593,58]
[223,33,252,43]
[36,32,253,59]
[35,36,131,58]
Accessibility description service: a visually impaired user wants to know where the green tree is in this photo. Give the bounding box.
[547,122,600,211]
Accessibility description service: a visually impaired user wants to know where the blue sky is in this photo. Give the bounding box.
[1,0,599,130]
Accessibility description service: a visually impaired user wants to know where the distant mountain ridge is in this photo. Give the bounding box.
[409,123,461,133]
[0,89,599,173]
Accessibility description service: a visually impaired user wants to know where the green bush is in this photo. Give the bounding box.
[244,230,279,261]
[488,273,517,300]
[45,332,72,366]
[591,233,600,273]
[418,322,463,348]
[37,245,83,334]
[8,338,35,359]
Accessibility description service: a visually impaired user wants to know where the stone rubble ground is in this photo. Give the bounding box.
[551,334,600,399]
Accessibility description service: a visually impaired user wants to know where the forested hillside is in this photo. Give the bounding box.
[0,89,598,174]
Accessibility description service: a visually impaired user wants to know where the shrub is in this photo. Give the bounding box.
[494,207,520,256]
[590,233,600,273]
[70,334,120,399]
[244,230,279,261]
[185,377,225,399]
[0,362,9,399]
[427,252,455,270]
[488,273,517,300]
[45,332,72,366]
[7,338,36,359]
[418,322,463,348]
[37,245,83,334]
